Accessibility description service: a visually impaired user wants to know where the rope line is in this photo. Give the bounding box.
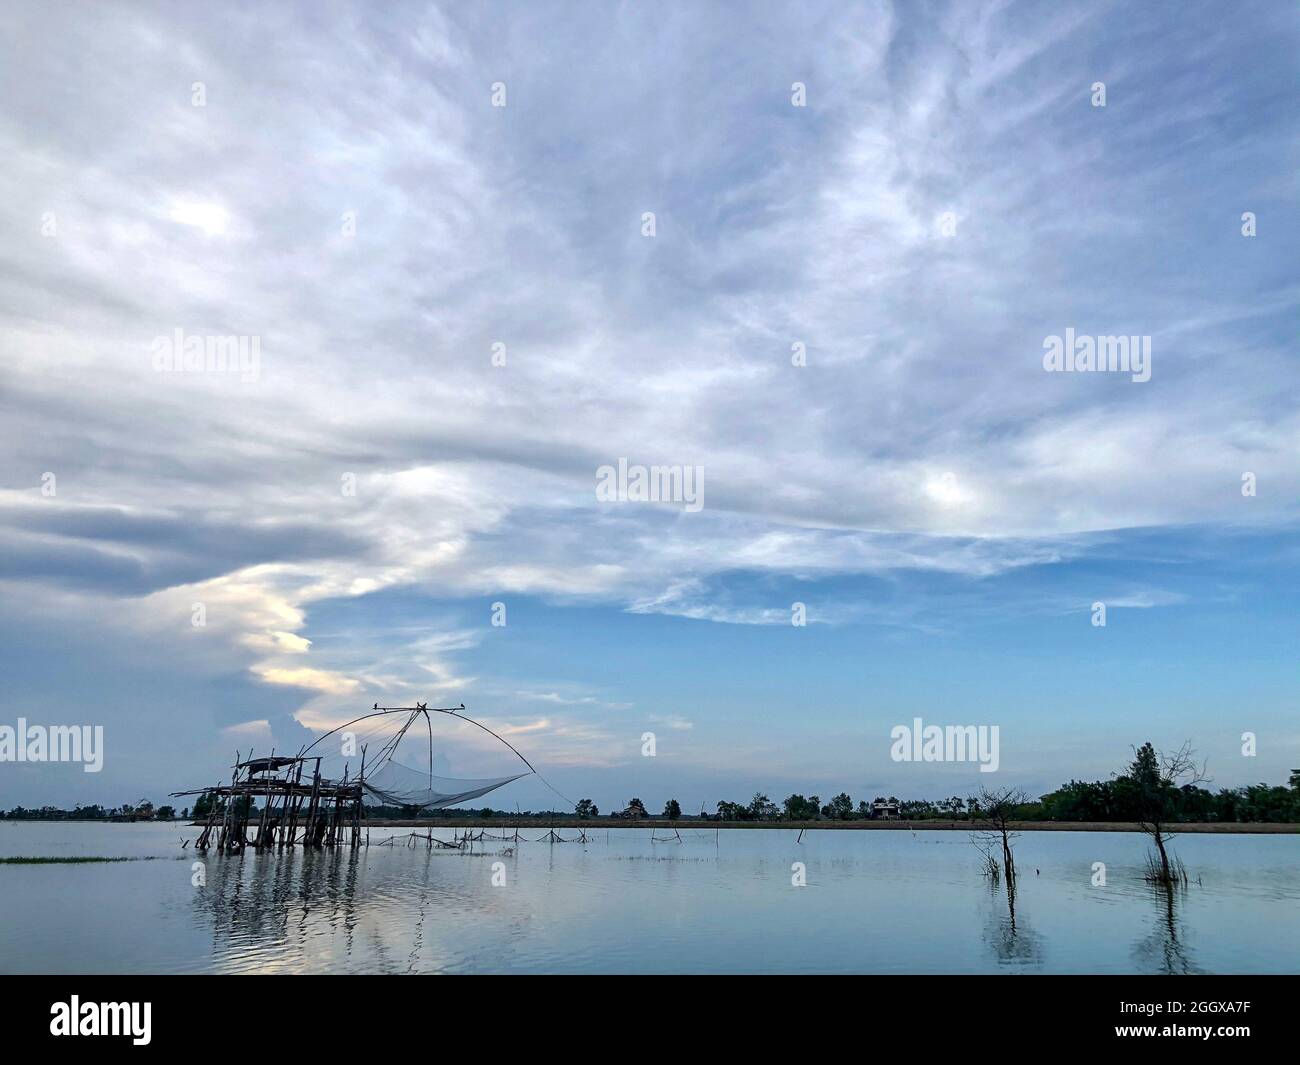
[302,703,579,813]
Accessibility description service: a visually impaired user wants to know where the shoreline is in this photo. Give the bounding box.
[309,818,1298,834]
[5,818,1296,834]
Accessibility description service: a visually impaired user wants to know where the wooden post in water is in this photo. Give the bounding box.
[196,782,216,850]
[254,749,274,849]
[218,753,240,852]
[305,758,322,847]
[352,747,366,849]
[284,759,303,846]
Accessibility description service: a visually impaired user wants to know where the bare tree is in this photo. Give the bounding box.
[969,786,1028,883]
[1121,741,1208,884]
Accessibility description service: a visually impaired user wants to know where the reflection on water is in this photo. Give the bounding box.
[1132,881,1199,976]
[196,845,514,972]
[982,877,1042,966]
[2,823,1298,973]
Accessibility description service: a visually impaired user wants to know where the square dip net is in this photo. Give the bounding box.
[305,705,532,812]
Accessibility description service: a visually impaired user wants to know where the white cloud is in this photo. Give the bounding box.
[0,1,1295,784]
[167,200,230,236]
[253,667,362,696]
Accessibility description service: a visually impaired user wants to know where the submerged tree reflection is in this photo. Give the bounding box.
[982,875,1042,965]
[1132,880,1199,975]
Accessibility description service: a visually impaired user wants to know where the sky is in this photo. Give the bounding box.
[1,1,1297,813]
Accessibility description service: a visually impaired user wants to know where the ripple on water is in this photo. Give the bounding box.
[2,823,1297,973]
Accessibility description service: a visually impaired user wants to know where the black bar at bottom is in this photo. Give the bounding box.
[0,974,1289,1051]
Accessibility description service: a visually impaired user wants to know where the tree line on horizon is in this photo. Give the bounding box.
[579,749,1300,825]
[0,798,184,822]
[697,754,1300,825]
[6,748,1299,825]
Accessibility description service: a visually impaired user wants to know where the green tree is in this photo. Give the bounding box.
[663,799,681,820]
[716,800,749,821]
[969,786,1027,882]
[575,798,598,819]
[782,794,818,820]
[1116,741,1206,883]
[822,792,853,820]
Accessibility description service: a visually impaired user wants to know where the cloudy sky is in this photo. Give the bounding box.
[2,1,1297,812]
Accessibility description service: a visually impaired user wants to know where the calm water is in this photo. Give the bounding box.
[1,822,1297,974]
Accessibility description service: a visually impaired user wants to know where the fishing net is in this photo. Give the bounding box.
[360,759,529,810]
[304,706,533,813]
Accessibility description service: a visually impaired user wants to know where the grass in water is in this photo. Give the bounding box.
[0,855,173,864]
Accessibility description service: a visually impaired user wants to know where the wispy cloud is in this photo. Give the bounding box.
[1,1,1296,800]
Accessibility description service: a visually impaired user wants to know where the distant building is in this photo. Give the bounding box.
[870,800,900,820]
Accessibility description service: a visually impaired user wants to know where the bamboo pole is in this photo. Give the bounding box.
[254,749,274,849]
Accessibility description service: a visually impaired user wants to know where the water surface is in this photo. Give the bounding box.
[1,822,1296,973]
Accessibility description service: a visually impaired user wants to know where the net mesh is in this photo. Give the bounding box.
[361,759,528,810]
[305,707,531,813]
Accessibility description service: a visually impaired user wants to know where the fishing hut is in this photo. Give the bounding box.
[177,753,365,853]
[174,704,533,852]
